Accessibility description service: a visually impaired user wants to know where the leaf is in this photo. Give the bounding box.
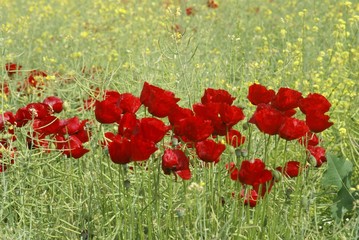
[331,176,354,221]
[321,153,353,189]
[321,153,355,222]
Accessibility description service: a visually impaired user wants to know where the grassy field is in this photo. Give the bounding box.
[1,0,358,239]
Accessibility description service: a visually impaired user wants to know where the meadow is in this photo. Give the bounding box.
[0,0,358,239]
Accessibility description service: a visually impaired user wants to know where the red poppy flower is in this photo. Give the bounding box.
[299,93,331,114]
[307,145,327,167]
[130,135,158,161]
[72,127,91,143]
[186,7,195,16]
[43,96,63,113]
[174,116,213,142]
[226,162,239,181]
[59,116,85,135]
[201,88,235,105]
[95,91,123,124]
[5,63,22,77]
[139,117,170,144]
[15,107,32,127]
[276,161,303,178]
[195,139,226,163]
[238,159,272,186]
[278,117,309,141]
[118,93,141,114]
[270,87,303,111]
[193,103,226,135]
[225,129,245,148]
[27,131,50,149]
[32,115,61,135]
[171,24,184,34]
[118,113,139,138]
[26,103,53,119]
[168,105,194,126]
[298,132,319,146]
[1,83,10,96]
[162,149,191,180]
[0,163,8,173]
[247,83,275,105]
[27,70,47,88]
[56,135,89,159]
[101,131,116,147]
[107,135,132,164]
[283,108,297,117]
[240,189,259,207]
[140,82,180,118]
[306,111,333,133]
[219,104,245,127]
[207,0,218,8]
[83,97,96,110]
[249,104,284,135]
[59,117,90,143]
[0,112,15,133]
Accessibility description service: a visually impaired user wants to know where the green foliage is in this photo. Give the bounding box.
[322,153,356,221]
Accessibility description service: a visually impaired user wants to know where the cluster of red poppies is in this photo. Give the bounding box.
[247,83,332,167]
[96,82,246,180]
[2,62,333,207]
[3,63,49,94]
[1,63,91,171]
[0,96,91,169]
[224,83,333,206]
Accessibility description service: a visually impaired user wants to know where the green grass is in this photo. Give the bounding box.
[1,0,358,239]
